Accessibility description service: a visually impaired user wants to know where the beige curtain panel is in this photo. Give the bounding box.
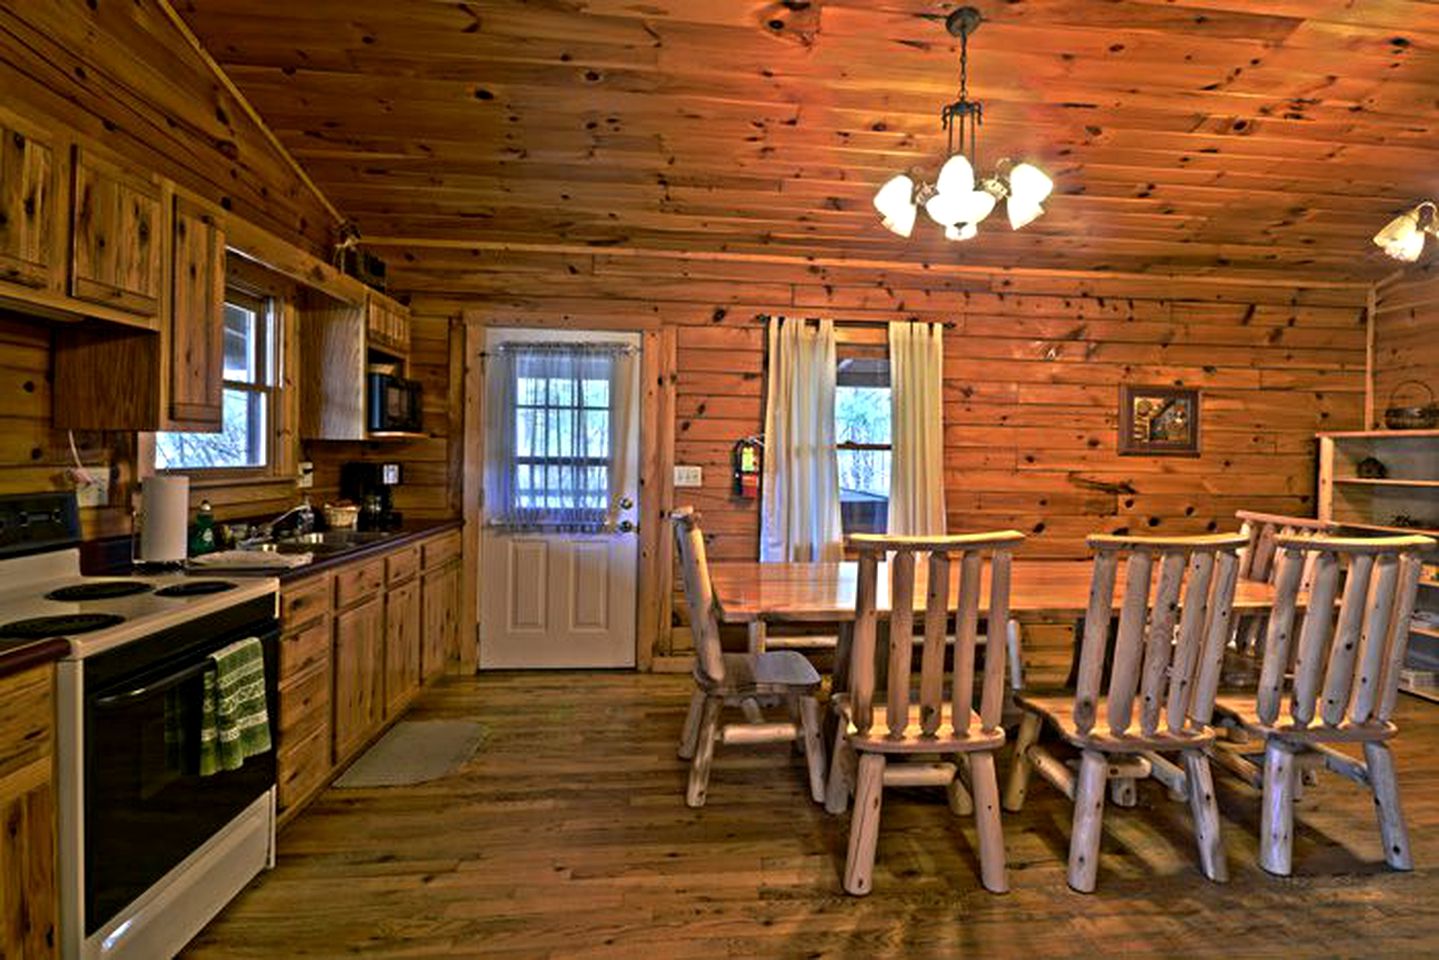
[887,320,946,536]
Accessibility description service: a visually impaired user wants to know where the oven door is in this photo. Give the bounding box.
[83,620,278,935]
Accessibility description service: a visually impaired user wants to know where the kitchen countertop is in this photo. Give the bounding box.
[0,637,69,680]
[277,518,463,582]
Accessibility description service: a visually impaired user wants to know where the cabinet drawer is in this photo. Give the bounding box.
[281,575,331,629]
[335,558,384,610]
[279,618,330,682]
[386,545,420,585]
[421,531,461,570]
[277,661,330,747]
[277,723,330,812]
[0,664,51,782]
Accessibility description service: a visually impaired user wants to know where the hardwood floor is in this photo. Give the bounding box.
[185,642,1439,959]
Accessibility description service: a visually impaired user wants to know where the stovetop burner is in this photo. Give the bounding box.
[154,580,236,598]
[0,613,126,640]
[45,581,153,602]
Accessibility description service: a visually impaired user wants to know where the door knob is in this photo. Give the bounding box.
[617,496,634,510]
[618,519,636,533]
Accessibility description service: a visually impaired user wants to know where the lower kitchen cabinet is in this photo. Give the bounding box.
[0,663,58,959]
[421,563,460,683]
[384,578,422,718]
[332,595,385,763]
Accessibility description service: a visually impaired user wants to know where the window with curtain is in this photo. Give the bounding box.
[835,354,892,534]
[485,341,634,532]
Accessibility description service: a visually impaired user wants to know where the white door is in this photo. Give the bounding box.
[479,328,640,668]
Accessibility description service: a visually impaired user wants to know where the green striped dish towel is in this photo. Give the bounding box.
[199,636,272,776]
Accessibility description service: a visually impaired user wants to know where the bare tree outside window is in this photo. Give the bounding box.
[835,356,891,534]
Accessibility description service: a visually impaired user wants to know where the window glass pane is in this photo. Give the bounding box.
[583,410,609,457]
[548,377,574,408]
[155,388,267,469]
[836,385,892,445]
[582,378,609,408]
[222,302,258,383]
[837,448,891,499]
[518,376,544,405]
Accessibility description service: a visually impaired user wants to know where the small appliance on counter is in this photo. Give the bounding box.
[367,371,423,434]
[341,461,404,530]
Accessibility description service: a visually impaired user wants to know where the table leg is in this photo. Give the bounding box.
[747,620,767,654]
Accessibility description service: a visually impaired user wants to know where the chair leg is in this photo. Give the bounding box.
[1006,618,1024,691]
[1184,749,1227,883]
[685,696,723,808]
[1068,749,1108,893]
[677,688,705,760]
[843,753,886,896]
[1109,777,1138,807]
[825,721,855,814]
[1364,742,1413,871]
[947,755,973,816]
[799,695,827,804]
[969,752,1009,893]
[1260,740,1296,876]
[1003,712,1041,812]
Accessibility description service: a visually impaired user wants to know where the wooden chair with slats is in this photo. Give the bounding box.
[1234,510,1336,656]
[824,530,1025,896]
[671,508,827,808]
[1209,532,1433,875]
[1003,532,1247,892]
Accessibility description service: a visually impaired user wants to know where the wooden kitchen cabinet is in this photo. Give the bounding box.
[70,145,164,321]
[366,292,410,356]
[276,575,332,820]
[332,595,385,764]
[384,578,422,718]
[421,562,461,683]
[0,663,58,959]
[166,195,226,430]
[0,105,62,294]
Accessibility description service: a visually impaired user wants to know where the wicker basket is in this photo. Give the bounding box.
[323,503,360,529]
[1383,380,1439,430]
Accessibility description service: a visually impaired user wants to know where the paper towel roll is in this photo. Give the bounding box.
[140,475,190,564]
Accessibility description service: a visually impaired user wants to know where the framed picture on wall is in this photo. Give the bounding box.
[1118,385,1201,457]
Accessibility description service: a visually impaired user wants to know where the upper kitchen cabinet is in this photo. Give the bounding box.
[167,196,226,430]
[0,105,63,295]
[300,289,417,441]
[69,145,165,325]
[366,292,410,358]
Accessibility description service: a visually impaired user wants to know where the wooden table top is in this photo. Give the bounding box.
[710,559,1279,623]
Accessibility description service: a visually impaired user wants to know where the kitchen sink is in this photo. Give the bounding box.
[241,529,398,556]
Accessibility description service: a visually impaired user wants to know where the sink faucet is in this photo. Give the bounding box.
[254,498,315,541]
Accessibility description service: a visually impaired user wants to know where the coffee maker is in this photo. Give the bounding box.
[340,461,403,530]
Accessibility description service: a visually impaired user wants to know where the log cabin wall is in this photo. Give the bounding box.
[0,1,336,537]
[392,248,1369,575]
[1373,266,1439,426]
[301,313,463,520]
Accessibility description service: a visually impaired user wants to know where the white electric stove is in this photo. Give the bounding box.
[0,492,280,960]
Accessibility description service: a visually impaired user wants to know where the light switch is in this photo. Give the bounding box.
[673,465,703,488]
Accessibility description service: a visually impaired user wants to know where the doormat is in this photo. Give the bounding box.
[333,720,487,788]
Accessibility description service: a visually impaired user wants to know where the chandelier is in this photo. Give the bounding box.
[872,6,1053,241]
[1374,201,1438,262]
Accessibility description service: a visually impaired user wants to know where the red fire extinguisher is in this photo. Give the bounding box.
[731,436,763,499]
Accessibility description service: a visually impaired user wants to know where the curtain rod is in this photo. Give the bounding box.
[753,313,957,329]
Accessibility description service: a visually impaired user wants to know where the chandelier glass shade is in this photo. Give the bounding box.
[1373,201,1438,263]
[872,7,1054,242]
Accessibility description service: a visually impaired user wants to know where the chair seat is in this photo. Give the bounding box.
[1015,693,1215,752]
[698,650,820,697]
[1212,695,1397,744]
[834,696,1005,755]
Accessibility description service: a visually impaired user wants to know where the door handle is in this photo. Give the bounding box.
[617,496,634,510]
[617,519,636,533]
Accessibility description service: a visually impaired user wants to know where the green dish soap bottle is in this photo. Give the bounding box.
[189,499,217,556]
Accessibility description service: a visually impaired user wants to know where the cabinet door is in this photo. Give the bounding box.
[168,197,225,429]
[0,664,56,958]
[384,578,422,717]
[421,564,460,683]
[0,110,59,291]
[70,147,163,318]
[333,597,384,762]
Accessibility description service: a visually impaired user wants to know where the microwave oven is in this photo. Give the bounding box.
[368,373,423,434]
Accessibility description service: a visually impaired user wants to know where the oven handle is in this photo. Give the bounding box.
[93,659,213,708]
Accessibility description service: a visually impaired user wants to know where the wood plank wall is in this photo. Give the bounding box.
[392,248,1369,579]
[302,314,462,520]
[1374,265,1439,426]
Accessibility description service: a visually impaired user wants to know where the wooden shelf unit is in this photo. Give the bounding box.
[1317,429,1439,703]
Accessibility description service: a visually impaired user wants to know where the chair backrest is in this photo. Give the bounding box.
[1074,533,1248,737]
[1258,532,1433,728]
[671,507,726,685]
[1236,510,1335,584]
[846,531,1026,741]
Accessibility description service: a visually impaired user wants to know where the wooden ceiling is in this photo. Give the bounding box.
[175,0,1439,283]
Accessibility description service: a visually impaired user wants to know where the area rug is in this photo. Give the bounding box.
[333,720,487,788]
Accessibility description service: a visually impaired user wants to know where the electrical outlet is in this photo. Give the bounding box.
[297,461,314,489]
[673,465,703,488]
[75,470,110,508]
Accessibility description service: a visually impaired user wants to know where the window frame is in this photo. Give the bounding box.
[510,360,614,517]
[834,343,893,536]
[153,283,283,480]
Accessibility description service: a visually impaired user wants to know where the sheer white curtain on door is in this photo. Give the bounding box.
[760,317,843,562]
[483,341,637,532]
[887,320,946,536]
